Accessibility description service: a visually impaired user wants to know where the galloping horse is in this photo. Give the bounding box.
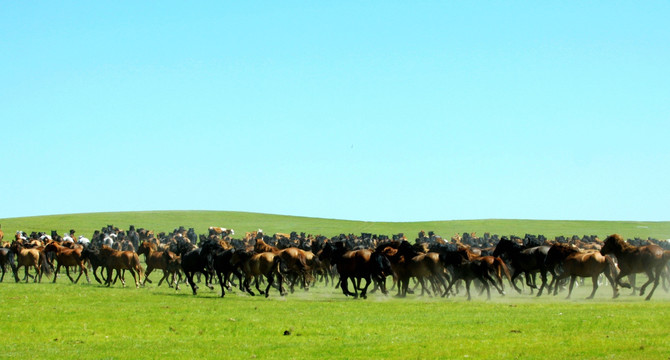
[43,242,90,284]
[10,241,50,282]
[99,245,143,288]
[378,241,447,297]
[80,245,107,284]
[438,245,507,300]
[320,241,392,299]
[0,246,19,282]
[492,237,552,296]
[137,241,179,287]
[600,234,670,300]
[200,241,241,298]
[545,243,618,299]
[254,239,312,292]
[232,250,287,297]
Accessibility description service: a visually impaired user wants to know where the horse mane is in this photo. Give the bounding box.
[604,234,634,251]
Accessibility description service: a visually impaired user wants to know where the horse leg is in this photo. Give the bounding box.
[217,271,226,298]
[244,275,255,296]
[255,276,265,295]
[143,266,154,285]
[586,274,599,299]
[360,277,371,299]
[644,268,662,301]
[186,271,198,295]
[639,270,655,297]
[264,274,274,298]
[536,270,548,297]
[510,270,523,293]
[465,279,472,300]
[53,264,61,283]
[566,275,577,299]
[340,276,352,297]
[66,265,76,283]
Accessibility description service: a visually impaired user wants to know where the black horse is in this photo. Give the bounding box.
[436,244,505,300]
[200,241,242,298]
[492,237,553,296]
[80,245,107,284]
[173,239,214,295]
[0,247,20,282]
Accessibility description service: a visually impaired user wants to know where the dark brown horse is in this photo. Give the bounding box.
[99,245,143,288]
[379,241,447,297]
[43,242,90,284]
[600,234,670,300]
[319,241,393,299]
[545,243,618,299]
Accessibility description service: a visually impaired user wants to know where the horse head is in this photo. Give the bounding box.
[600,234,626,256]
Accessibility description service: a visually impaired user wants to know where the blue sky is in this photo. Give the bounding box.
[2,2,669,221]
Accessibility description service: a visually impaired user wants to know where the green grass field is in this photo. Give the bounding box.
[1,211,669,359]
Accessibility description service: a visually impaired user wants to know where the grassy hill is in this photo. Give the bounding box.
[2,210,669,240]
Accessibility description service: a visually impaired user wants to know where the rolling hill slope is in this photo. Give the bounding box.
[1,210,668,240]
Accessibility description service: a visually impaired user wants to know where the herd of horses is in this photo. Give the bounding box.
[2,224,670,301]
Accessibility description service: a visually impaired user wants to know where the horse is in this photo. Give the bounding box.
[174,240,214,295]
[0,247,20,282]
[80,245,107,284]
[437,245,508,300]
[254,239,313,293]
[137,241,180,287]
[98,245,143,288]
[600,234,670,300]
[232,250,287,297]
[545,243,618,299]
[43,242,90,284]
[200,241,241,298]
[379,241,447,297]
[492,237,552,296]
[209,227,234,237]
[319,241,392,299]
[10,241,51,282]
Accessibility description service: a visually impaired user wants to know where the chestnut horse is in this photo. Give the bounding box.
[600,234,670,300]
[137,241,179,287]
[99,245,143,288]
[10,241,50,283]
[43,242,90,284]
[254,239,312,292]
[232,250,287,297]
[545,243,618,299]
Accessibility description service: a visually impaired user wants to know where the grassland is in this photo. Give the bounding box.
[1,211,670,359]
[2,210,669,240]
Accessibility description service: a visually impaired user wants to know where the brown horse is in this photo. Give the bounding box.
[546,243,618,299]
[10,241,50,282]
[254,239,312,292]
[380,241,447,297]
[600,234,670,300]
[232,250,287,297]
[320,241,393,299]
[137,241,179,287]
[99,245,143,288]
[43,242,90,284]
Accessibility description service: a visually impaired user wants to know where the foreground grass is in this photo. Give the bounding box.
[2,275,670,359]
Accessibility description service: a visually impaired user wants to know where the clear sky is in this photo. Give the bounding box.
[2,2,669,222]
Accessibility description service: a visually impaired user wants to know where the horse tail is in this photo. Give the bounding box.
[663,250,670,264]
[495,257,512,282]
[40,251,53,277]
[604,254,619,278]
